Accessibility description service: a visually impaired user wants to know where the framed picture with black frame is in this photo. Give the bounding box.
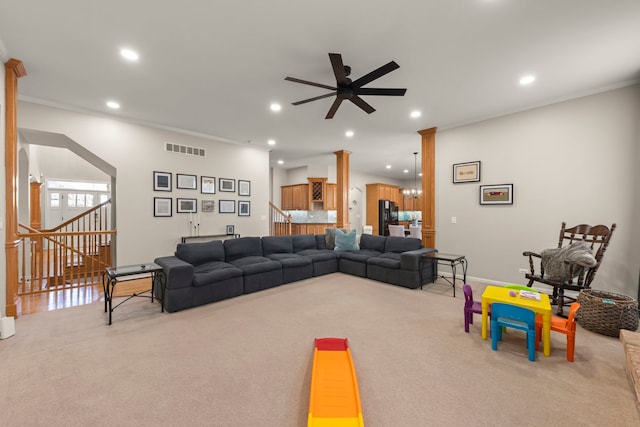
[201,176,216,194]
[219,178,235,192]
[238,200,250,216]
[177,198,198,213]
[238,180,251,196]
[153,171,172,192]
[219,199,235,213]
[154,197,172,217]
[177,173,197,190]
[479,184,513,205]
[453,161,481,183]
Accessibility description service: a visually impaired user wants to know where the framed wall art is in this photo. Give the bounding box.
[219,199,235,213]
[480,184,513,205]
[219,178,235,192]
[238,200,251,216]
[177,173,197,190]
[201,176,216,194]
[226,225,235,235]
[153,171,172,191]
[153,197,172,217]
[177,198,197,213]
[201,200,215,212]
[238,180,251,196]
[453,161,481,183]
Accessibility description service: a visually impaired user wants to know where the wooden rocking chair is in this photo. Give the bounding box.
[522,222,616,316]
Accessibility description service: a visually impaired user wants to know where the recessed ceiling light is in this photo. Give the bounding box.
[120,48,139,61]
[268,139,276,146]
[270,103,282,112]
[403,169,409,174]
[519,75,536,85]
[410,110,421,118]
[386,165,391,169]
[106,100,120,109]
[419,172,423,177]
[345,130,354,138]
[277,160,284,165]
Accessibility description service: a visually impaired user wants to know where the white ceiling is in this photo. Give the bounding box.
[1,1,639,180]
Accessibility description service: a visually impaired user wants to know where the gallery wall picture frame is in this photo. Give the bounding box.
[453,161,481,183]
[226,225,235,235]
[201,176,216,194]
[177,198,198,213]
[238,180,251,196]
[238,200,251,216]
[480,184,513,205]
[153,171,172,192]
[219,199,236,213]
[201,200,215,212]
[154,197,172,217]
[177,173,197,190]
[219,178,235,192]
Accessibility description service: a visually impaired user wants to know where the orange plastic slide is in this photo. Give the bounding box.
[308,337,364,427]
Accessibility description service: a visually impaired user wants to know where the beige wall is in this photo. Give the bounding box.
[17,102,271,265]
[436,84,640,296]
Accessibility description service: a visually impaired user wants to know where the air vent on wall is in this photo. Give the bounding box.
[165,142,206,157]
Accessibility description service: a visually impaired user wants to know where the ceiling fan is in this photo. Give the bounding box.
[285,53,406,119]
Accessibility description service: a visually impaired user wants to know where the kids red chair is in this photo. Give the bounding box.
[464,284,489,333]
[535,302,580,362]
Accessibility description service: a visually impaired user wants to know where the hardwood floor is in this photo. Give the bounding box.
[20,278,154,315]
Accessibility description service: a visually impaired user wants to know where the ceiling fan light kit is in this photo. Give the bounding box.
[285,53,406,119]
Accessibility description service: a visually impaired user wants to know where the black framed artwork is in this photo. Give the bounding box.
[238,180,251,196]
[177,173,197,190]
[153,197,172,217]
[479,184,513,205]
[238,200,250,216]
[153,171,172,192]
[219,178,235,192]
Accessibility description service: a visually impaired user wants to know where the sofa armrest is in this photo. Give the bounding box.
[154,256,194,290]
[400,248,437,270]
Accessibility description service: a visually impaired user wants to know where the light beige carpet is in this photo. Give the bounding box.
[1,274,638,426]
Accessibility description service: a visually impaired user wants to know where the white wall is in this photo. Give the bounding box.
[17,101,271,265]
[436,84,640,296]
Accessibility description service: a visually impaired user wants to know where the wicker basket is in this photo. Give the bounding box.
[577,290,639,337]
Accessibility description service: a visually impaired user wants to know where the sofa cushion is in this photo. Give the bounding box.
[385,236,422,253]
[293,234,318,252]
[359,234,386,252]
[325,227,348,250]
[192,261,243,287]
[334,229,358,251]
[297,249,338,262]
[224,237,263,262]
[315,234,328,250]
[176,240,225,266]
[267,253,313,270]
[262,236,293,255]
[338,249,382,263]
[229,256,281,275]
[368,253,401,269]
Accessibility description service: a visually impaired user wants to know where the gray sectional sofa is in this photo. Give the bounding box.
[154,233,437,312]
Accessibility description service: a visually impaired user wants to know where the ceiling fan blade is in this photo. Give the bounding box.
[325,97,344,119]
[329,53,349,86]
[285,76,336,91]
[351,61,400,88]
[292,92,336,106]
[355,87,407,96]
[349,95,376,114]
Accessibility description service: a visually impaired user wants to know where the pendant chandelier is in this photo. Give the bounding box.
[403,152,422,199]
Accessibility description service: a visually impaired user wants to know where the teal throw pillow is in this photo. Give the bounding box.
[334,229,358,251]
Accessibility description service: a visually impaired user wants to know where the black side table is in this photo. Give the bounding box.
[420,252,467,297]
[102,263,166,325]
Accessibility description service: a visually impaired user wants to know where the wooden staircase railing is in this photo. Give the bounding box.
[269,202,292,236]
[17,200,115,296]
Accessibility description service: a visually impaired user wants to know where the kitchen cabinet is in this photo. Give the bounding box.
[281,184,309,210]
[324,183,337,210]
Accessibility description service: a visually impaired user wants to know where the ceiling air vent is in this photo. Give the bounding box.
[165,142,206,157]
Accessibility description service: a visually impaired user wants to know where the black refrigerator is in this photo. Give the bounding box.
[378,200,399,236]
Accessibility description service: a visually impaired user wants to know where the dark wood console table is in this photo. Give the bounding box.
[180,234,240,244]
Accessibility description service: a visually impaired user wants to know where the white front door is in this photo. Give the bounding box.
[45,190,110,229]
